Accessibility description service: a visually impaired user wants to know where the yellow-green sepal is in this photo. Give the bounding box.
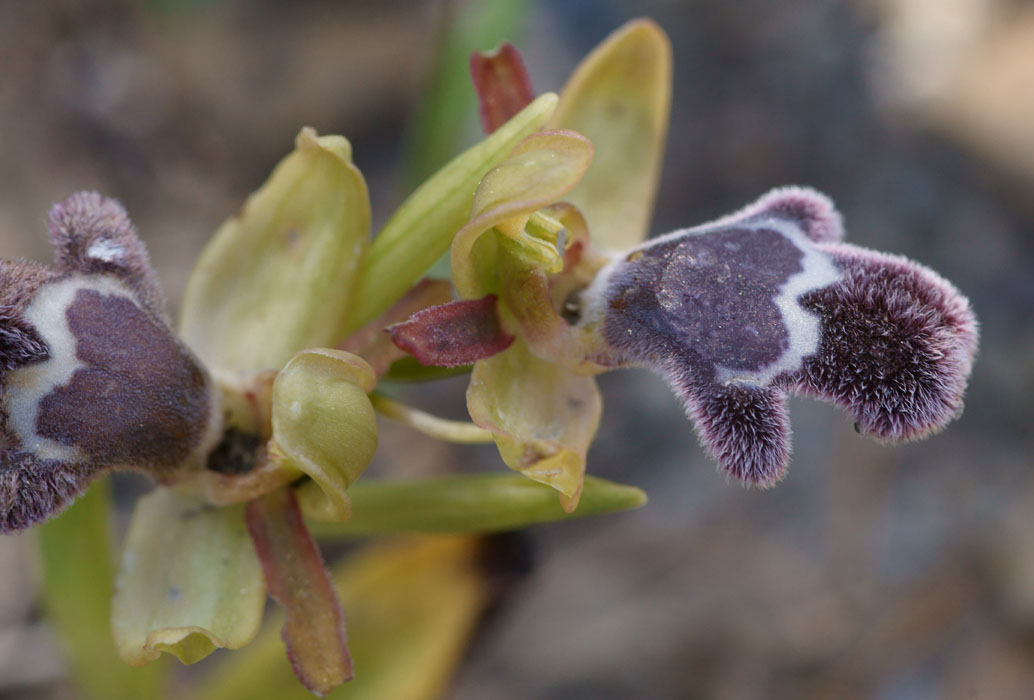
[180,127,371,373]
[111,488,266,666]
[550,18,672,250]
[467,338,601,511]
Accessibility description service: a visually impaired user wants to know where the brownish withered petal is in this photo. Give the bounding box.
[471,43,536,134]
[339,278,454,376]
[389,294,514,367]
[245,488,353,697]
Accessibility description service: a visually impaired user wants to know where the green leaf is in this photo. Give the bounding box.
[192,537,491,700]
[179,127,372,373]
[303,474,646,536]
[37,481,168,700]
[111,488,265,666]
[345,93,558,335]
[550,19,672,250]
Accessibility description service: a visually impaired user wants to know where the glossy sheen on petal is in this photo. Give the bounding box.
[451,130,593,298]
[551,18,671,250]
[304,474,647,534]
[111,488,265,666]
[346,93,558,334]
[180,127,371,373]
[191,537,490,700]
[270,349,377,522]
[467,339,601,511]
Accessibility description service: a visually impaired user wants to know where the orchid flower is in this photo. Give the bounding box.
[392,19,978,502]
[2,63,644,697]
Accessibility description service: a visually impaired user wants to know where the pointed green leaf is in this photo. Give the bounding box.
[193,537,490,700]
[271,349,378,522]
[37,481,168,700]
[304,474,646,535]
[111,488,265,666]
[180,127,372,373]
[551,19,672,250]
[345,93,558,334]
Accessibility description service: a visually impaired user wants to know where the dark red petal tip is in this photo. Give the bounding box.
[389,294,515,367]
[470,42,535,135]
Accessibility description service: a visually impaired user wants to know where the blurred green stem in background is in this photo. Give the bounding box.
[37,482,168,700]
[404,0,533,187]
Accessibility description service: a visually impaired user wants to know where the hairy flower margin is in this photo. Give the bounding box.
[0,17,977,698]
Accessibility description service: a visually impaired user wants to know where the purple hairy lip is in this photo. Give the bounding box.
[0,192,216,533]
[588,187,977,485]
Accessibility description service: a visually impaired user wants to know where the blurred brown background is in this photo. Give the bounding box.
[2,0,1033,698]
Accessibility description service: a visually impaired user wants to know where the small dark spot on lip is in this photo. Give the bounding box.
[853,422,861,434]
[168,587,181,601]
[566,397,585,411]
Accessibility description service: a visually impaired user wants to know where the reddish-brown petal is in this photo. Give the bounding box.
[389,294,514,367]
[245,488,353,697]
[471,43,535,134]
[339,278,453,376]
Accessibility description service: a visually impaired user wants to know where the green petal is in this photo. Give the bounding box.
[192,537,490,700]
[304,474,646,535]
[271,349,378,522]
[111,488,265,666]
[467,338,601,511]
[37,481,168,700]
[345,93,558,334]
[450,129,593,299]
[550,19,672,250]
[180,127,371,373]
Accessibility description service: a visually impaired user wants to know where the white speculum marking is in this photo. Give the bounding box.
[86,239,125,263]
[3,276,137,463]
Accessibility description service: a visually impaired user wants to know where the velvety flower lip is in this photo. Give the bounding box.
[0,192,218,533]
[578,186,978,485]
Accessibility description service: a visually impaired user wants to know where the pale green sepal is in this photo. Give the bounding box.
[271,349,378,522]
[180,127,372,373]
[111,488,265,666]
[467,339,601,512]
[345,93,558,334]
[303,474,646,535]
[551,19,672,250]
[37,481,168,700]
